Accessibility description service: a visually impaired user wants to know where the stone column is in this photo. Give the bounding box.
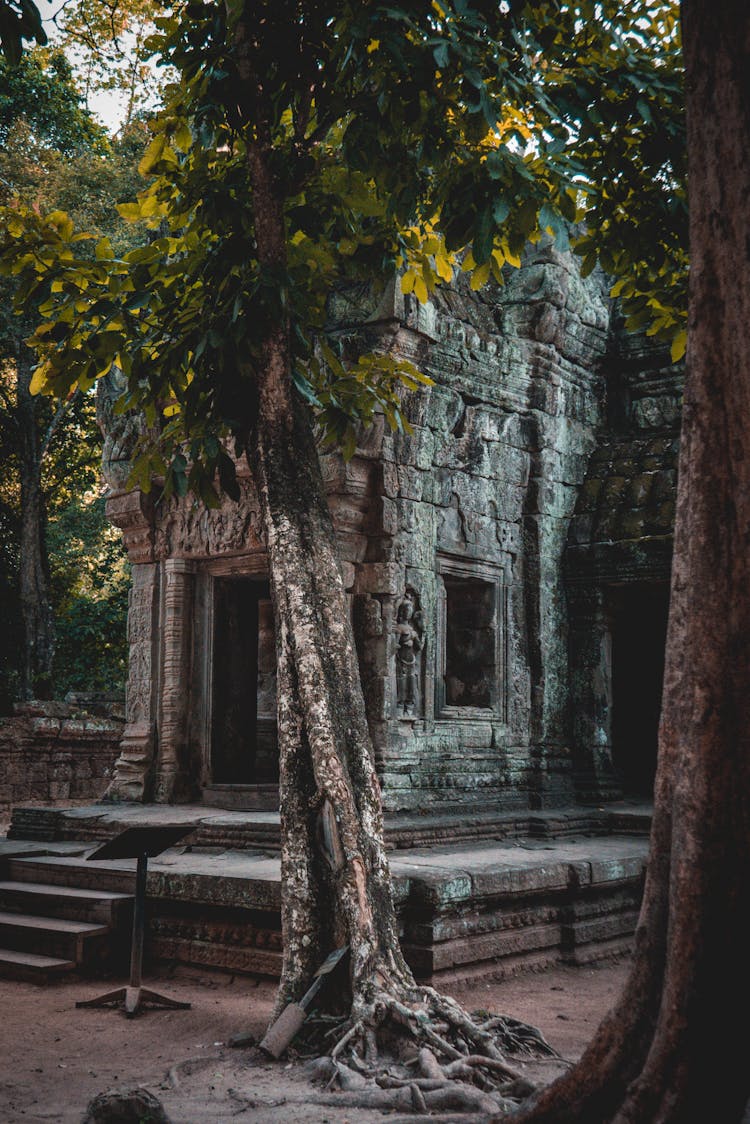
[104,491,159,802]
[154,558,195,802]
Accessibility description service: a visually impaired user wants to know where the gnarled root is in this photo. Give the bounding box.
[303,979,562,1117]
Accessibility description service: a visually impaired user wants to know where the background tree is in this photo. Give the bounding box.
[48,493,129,695]
[0,46,146,701]
[45,0,165,130]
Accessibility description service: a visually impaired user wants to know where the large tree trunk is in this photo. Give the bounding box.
[251,368,417,1013]
[511,3,750,1120]
[245,132,417,1016]
[16,340,54,699]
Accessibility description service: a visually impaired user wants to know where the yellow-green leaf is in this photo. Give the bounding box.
[470,261,491,290]
[139,135,168,175]
[670,328,687,363]
[173,121,192,153]
[117,202,144,222]
[29,365,51,395]
[413,275,429,303]
[434,253,454,282]
[401,271,417,295]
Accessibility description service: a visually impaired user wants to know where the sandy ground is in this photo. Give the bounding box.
[0,959,629,1123]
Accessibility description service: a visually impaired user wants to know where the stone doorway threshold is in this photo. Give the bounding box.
[201,784,279,812]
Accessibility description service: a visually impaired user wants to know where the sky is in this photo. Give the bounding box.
[35,0,147,134]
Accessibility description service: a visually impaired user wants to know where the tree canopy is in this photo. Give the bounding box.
[0,37,144,702]
[0,1,685,504]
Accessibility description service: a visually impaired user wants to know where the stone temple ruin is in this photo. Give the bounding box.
[1,245,678,985]
[99,243,681,818]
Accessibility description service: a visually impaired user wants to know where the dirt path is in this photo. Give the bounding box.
[0,960,629,1122]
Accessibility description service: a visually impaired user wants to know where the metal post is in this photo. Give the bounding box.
[129,853,148,991]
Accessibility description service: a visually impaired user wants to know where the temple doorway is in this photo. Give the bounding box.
[209,577,278,788]
[610,583,669,797]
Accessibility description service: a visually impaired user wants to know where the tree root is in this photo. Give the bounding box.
[301,981,564,1116]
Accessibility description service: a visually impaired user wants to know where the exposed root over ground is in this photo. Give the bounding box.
[291,984,565,1117]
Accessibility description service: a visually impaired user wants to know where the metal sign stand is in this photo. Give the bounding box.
[76,824,194,1017]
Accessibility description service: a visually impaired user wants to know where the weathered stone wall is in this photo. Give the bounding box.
[103,245,672,813]
[341,246,610,811]
[565,319,683,799]
[0,699,124,814]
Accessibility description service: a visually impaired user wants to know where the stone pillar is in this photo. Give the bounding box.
[104,490,159,802]
[154,558,195,802]
[107,561,160,801]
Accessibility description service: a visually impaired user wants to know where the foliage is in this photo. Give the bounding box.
[48,493,130,693]
[0,0,164,128]
[0,47,107,151]
[46,0,167,129]
[0,1,686,504]
[0,40,146,703]
[0,0,45,65]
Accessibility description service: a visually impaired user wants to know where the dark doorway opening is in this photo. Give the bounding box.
[610,583,669,797]
[210,578,278,785]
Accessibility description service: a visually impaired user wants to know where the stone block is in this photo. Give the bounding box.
[472,861,570,897]
[454,723,494,748]
[353,562,402,596]
[589,855,646,884]
[561,910,640,947]
[410,900,560,944]
[403,869,473,908]
[396,465,426,501]
[426,919,563,972]
[29,717,61,738]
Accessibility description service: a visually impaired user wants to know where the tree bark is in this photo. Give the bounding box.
[510,3,750,1120]
[244,130,417,1016]
[16,338,54,699]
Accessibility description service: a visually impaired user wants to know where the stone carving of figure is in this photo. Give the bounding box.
[395,588,425,717]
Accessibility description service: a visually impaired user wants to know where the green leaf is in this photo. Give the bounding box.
[292,367,320,405]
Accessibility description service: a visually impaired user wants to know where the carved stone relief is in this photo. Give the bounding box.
[394,587,425,718]
[106,491,154,565]
[97,369,145,491]
[155,480,264,559]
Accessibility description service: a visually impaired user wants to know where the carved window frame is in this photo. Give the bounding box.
[435,554,508,722]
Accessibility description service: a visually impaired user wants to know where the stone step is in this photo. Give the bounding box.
[0,947,76,983]
[8,802,653,856]
[6,808,63,842]
[0,910,109,962]
[202,784,279,811]
[6,856,136,895]
[0,881,133,925]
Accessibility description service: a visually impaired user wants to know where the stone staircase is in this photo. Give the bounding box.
[0,856,133,982]
[2,803,652,985]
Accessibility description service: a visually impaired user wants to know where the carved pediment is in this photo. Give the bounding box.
[155,479,264,559]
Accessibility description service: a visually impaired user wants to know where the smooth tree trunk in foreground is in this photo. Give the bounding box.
[511,3,750,1120]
